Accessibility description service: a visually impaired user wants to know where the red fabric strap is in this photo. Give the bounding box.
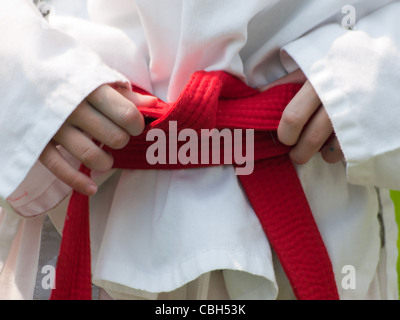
[50,71,339,300]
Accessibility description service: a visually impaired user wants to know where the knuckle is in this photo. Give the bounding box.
[40,152,59,172]
[64,172,84,191]
[121,103,140,125]
[304,130,324,149]
[79,146,101,167]
[39,147,84,190]
[120,104,144,135]
[282,109,304,129]
[107,129,130,149]
[289,151,308,165]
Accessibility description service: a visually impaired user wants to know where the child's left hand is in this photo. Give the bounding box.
[261,69,344,165]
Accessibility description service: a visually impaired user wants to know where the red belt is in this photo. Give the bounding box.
[50,71,339,300]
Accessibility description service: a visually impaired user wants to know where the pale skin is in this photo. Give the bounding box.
[39,69,344,196]
[262,69,344,165]
[39,85,156,196]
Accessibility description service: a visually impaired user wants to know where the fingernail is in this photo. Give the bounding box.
[85,184,98,195]
[141,95,158,107]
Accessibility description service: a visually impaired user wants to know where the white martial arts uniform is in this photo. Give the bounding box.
[0,0,400,300]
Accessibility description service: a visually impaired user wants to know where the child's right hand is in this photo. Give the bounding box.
[39,84,156,196]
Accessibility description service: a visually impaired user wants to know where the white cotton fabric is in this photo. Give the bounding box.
[281,3,400,190]
[0,0,399,300]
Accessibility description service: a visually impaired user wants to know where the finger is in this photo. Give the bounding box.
[260,68,307,91]
[277,80,321,146]
[68,100,131,150]
[39,142,98,196]
[87,85,145,136]
[289,107,334,165]
[115,85,158,108]
[321,136,345,164]
[53,124,114,172]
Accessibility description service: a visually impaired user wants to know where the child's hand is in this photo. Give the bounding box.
[262,69,344,165]
[39,84,156,196]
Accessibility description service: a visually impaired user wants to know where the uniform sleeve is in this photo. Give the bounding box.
[280,2,400,190]
[0,0,130,213]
